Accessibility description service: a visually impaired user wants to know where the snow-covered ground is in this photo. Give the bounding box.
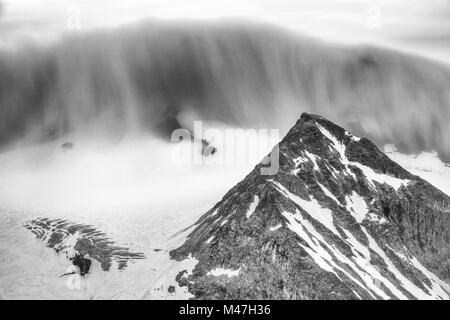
[0,203,210,299]
[0,135,258,299]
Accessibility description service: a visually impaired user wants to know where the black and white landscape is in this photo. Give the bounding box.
[0,1,449,300]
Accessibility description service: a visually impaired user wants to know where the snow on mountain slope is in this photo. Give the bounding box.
[159,113,450,300]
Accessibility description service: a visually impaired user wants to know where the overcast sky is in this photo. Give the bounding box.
[0,0,449,62]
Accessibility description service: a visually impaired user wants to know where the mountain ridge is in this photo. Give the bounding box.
[151,112,450,300]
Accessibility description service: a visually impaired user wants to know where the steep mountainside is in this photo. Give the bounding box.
[157,113,450,300]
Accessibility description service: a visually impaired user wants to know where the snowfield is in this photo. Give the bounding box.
[0,205,207,299]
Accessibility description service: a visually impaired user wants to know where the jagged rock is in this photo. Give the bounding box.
[72,254,92,276]
[169,113,450,300]
[24,218,146,272]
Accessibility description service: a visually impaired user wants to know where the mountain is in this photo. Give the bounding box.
[148,113,450,300]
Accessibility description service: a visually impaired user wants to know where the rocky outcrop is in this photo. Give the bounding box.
[169,113,450,300]
[72,254,92,276]
[24,218,145,273]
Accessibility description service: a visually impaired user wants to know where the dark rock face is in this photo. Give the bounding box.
[170,113,450,300]
[24,218,145,272]
[72,254,92,276]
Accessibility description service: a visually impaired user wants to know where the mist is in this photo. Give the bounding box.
[0,19,449,213]
[1,20,450,155]
[0,133,266,214]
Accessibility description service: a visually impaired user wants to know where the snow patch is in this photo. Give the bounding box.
[282,210,341,278]
[316,124,408,190]
[209,207,220,217]
[340,229,407,299]
[246,195,259,218]
[282,209,383,299]
[207,267,240,278]
[269,223,282,231]
[353,163,409,190]
[345,131,361,142]
[352,290,362,300]
[318,182,340,205]
[272,181,339,236]
[293,155,308,166]
[366,212,388,224]
[316,124,348,163]
[362,228,437,300]
[409,257,450,300]
[345,192,368,223]
[304,150,320,171]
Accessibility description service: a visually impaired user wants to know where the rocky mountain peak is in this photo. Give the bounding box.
[148,113,450,300]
